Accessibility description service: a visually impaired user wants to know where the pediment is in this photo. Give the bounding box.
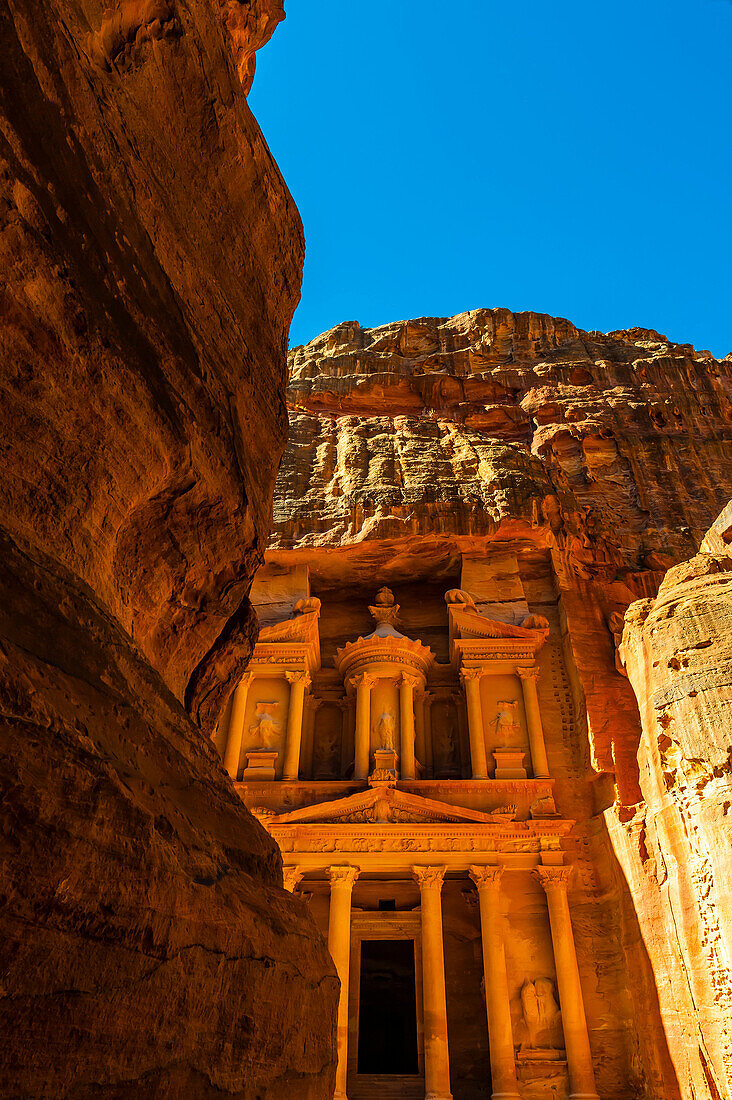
[448,605,544,642]
[266,785,508,826]
[255,608,321,671]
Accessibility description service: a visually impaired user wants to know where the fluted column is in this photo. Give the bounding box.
[223,672,254,779]
[282,671,310,780]
[535,867,598,1100]
[352,673,375,780]
[413,865,452,1100]
[517,666,549,778]
[282,866,303,892]
[460,668,489,779]
[469,866,520,1100]
[328,866,359,1100]
[400,673,419,780]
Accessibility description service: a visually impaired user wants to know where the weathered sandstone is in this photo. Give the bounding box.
[258,309,732,1098]
[0,2,336,1096]
[611,503,732,1099]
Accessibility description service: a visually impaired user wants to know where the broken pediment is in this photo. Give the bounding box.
[445,591,549,666]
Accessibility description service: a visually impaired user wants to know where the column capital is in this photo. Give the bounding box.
[400,672,420,690]
[534,864,573,893]
[468,864,504,890]
[517,664,540,682]
[460,666,484,684]
[328,865,359,889]
[305,694,324,711]
[282,866,304,892]
[412,864,447,891]
[351,671,376,690]
[285,669,311,688]
[236,671,255,689]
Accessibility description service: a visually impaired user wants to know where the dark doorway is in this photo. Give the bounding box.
[357,939,419,1074]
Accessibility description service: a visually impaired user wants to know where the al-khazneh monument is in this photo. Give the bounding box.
[215,310,732,1100]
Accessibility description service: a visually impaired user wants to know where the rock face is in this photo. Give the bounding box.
[613,503,732,1099]
[268,309,732,1099]
[0,2,337,1096]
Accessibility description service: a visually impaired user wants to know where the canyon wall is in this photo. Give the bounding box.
[611,502,732,1099]
[0,2,337,1096]
[270,309,732,1098]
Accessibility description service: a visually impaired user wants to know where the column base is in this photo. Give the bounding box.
[569,1094,600,1100]
[491,1093,521,1100]
[425,1093,453,1100]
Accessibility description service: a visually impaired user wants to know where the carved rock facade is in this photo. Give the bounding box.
[219,311,732,1099]
[0,3,336,1097]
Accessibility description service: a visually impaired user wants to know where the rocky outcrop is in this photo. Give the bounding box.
[0,1,337,1096]
[610,503,732,1100]
[271,310,732,1098]
[278,310,732,802]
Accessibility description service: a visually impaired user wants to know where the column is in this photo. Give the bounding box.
[282,671,311,781]
[415,689,426,774]
[282,866,303,892]
[460,668,489,779]
[400,673,419,780]
[413,866,452,1100]
[534,867,599,1100]
[328,865,359,1100]
[517,666,550,778]
[223,672,254,779]
[423,692,434,777]
[338,695,355,777]
[302,695,322,779]
[468,866,520,1100]
[352,672,374,780]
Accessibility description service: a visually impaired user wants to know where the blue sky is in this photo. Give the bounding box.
[250,0,732,356]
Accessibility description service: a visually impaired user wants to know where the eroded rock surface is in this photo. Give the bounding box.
[268,310,732,1099]
[612,505,732,1099]
[0,1,336,1095]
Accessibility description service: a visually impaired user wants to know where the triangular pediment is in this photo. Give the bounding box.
[266,785,511,826]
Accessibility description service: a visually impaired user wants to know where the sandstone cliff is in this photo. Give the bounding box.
[0,2,337,1096]
[612,503,732,1099]
[270,309,732,1099]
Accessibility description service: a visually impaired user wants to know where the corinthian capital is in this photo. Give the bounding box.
[282,866,304,892]
[351,671,375,691]
[328,865,359,889]
[517,665,540,683]
[468,864,504,890]
[285,670,311,688]
[460,667,483,685]
[533,865,573,893]
[400,673,420,690]
[412,864,447,890]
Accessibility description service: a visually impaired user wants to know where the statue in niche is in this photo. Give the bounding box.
[519,978,563,1051]
[248,702,280,751]
[493,699,521,747]
[375,710,396,751]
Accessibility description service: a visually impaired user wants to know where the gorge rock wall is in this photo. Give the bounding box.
[611,503,732,1099]
[0,2,337,1096]
[272,310,732,1099]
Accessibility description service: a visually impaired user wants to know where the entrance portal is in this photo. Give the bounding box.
[357,939,419,1075]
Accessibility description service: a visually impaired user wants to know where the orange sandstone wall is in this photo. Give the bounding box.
[611,503,732,1099]
[0,2,337,1096]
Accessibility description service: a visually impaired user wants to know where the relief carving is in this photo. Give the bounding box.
[492,699,521,748]
[248,702,281,750]
[518,978,564,1052]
